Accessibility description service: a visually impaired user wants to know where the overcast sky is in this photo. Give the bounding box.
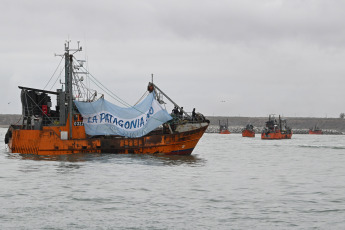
[1,0,345,117]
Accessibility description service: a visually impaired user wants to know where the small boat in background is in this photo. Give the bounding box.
[242,124,255,137]
[309,125,323,134]
[219,119,230,134]
[261,115,292,139]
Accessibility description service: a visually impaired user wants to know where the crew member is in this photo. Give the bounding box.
[179,107,184,117]
[192,108,196,120]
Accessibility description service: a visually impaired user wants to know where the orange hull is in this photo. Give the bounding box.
[242,129,255,137]
[7,116,209,155]
[220,130,231,134]
[261,131,292,139]
[309,130,322,134]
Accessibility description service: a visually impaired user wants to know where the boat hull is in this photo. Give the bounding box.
[261,132,292,139]
[242,130,255,137]
[7,123,209,156]
[220,130,231,134]
[309,130,322,135]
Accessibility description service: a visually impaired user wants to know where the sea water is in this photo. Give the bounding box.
[0,128,344,229]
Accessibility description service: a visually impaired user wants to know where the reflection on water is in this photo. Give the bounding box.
[5,152,206,167]
[6,152,102,162]
[152,154,206,166]
[56,162,82,174]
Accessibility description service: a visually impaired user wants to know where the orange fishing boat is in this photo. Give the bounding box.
[4,41,209,155]
[219,119,230,134]
[242,124,255,137]
[261,115,292,139]
[309,125,322,134]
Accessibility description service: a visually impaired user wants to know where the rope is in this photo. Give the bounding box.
[71,57,169,123]
[49,66,65,91]
[73,56,137,108]
[134,90,149,105]
[43,56,64,90]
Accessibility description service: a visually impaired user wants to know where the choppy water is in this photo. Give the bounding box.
[0,128,345,230]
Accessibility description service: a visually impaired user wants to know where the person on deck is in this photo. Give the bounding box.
[172,106,179,116]
[179,107,184,118]
[192,108,196,121]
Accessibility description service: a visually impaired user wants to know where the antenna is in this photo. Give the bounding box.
[151,73,153,84]
[65,40,71,51]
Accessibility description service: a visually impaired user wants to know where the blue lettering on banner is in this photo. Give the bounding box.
[74,95,172,137]
[100,113,105,123]
[108,114,113,123]
[130,119,137,129]
[124,121,130,129]
[145,107,154,121]
[85,108,157,130]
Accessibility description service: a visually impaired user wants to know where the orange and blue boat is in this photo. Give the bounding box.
[4,41,209,155]
[261,115,292,139]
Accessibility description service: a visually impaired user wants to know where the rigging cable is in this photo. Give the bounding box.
[43,56,64,90]
[134,90,149,105]
[49,66,65,91]
[73,56,134,108]
[71,57,169,123]
[77,65,132,107]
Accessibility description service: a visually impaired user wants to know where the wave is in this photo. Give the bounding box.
[299,145,345,150]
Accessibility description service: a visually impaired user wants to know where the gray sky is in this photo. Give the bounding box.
[1,0,345,117]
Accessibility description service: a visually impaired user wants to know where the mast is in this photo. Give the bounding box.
[63,41,82,139]
[151,83,191,118]
[64,43,70,96]
[64,43,73,139]
[68,54,73,139]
